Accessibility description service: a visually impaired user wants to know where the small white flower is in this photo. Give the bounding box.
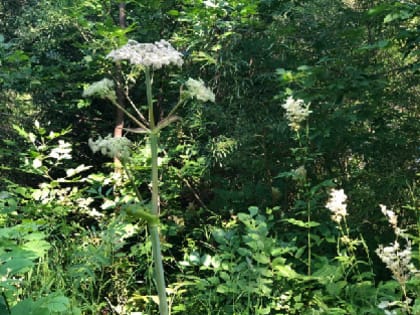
[33,158,43,168]
[185,78,215,103]
[89,135,132,161]
[325,188,348,224]
[378,301,389,309]
[106,39,183,69]
[49,140,72,160]
[82,78,116,101]
[340,235,351,245]
[380,204,398,230]
[281,96,311,131]
[292,165,307,181]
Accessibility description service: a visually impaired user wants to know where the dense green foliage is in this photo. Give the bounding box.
[1,0,419,314]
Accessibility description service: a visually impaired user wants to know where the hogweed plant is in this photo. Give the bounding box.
[83,39,214,315]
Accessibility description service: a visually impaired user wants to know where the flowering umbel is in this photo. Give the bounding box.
[185,78,215,103]
[88,135,131,161]
[281,96,312,131]
[82,78,116,101]
[106,39,183,69]
[325,189,348,224]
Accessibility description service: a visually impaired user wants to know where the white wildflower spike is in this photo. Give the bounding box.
[325,188,348,224]
[375,239,417,285]
[106,39,183,69]
[281,96,312,131]
[88,135,132,161]
[185,78,215,103]
[380,204,398,231]
[82,78,116,101]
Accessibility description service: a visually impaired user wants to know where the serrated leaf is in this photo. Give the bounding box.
[275,265,298,279]
[23,239,51,258]
[237,247,250,256]
[384,10,411,23]
[0,258,34,275]
[254,253,270,264]
[46,295,69,312]
[11,299,34,315]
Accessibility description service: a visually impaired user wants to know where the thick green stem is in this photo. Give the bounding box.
[146,67,169,315]
[307,201,311,276]
[145,68,155,129]
[150,130,168,315]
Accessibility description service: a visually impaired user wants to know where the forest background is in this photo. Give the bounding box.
[0,0,419,314]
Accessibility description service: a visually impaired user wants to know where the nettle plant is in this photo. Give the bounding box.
[83,39,215,315]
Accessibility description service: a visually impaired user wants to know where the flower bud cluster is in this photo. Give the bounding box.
[185,78,215,103]
[88,135,131,161]
[325,188,348,224]
[106,39,183,69]
[281,96,312,131]
[82,78,116,101]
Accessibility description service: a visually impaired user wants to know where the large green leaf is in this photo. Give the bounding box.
[0,258,34,275]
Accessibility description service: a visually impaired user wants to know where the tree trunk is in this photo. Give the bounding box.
[113,2,126,171]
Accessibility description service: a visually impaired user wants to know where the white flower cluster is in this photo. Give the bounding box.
[380,204,399,232]
[376,240,417,284]
[106,39,183,69]
[325,188,348,224]
[376,204,418,287]
[49,140,72,161]
[185,78,215,103]
[281,96,312,131]
[378,300,398,315]
[82,78,116,101]
[88,135,132,160]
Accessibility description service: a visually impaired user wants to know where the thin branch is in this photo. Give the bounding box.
[109,98,150,131]
[124,89,149,127]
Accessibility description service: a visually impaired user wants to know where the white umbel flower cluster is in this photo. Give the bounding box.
[325,188,348,224]
[88,135,132,161]
[376,240,417,284]
[185,78,215,103]
[106,39,183,69]
[82,78,116,101]
[281,96,312,131]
